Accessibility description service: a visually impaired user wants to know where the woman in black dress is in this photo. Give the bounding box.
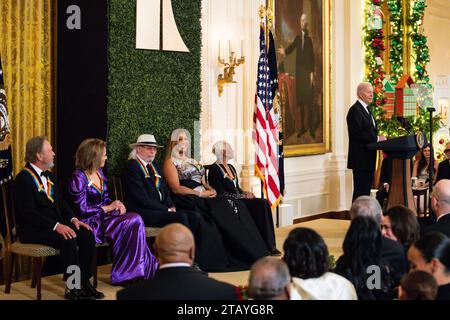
[208,140,280,255]
[162,129,269,272]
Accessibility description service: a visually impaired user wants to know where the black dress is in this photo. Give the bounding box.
[170,158,269,272]
[208,163,277,252]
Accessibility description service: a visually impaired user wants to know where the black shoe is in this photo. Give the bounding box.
[64,288,95,300]
[193,263,208,276]
[270,248,282,256]
[83,282,105,300]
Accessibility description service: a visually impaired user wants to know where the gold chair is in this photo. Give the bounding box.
[2,180,60,300]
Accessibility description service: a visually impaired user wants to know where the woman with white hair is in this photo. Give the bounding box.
[209,140,280,256]
[162,129,270,272]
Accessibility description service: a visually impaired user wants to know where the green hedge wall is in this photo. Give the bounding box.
[107,0,201,174]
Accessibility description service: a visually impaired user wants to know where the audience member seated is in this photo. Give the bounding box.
[349,196,408,285]
[68,138,158,286]
[407,232,450,300]
[383,205,420,255]
[412,143,438,185]
[435,143,450,183]
[376,154,392,209]
[116,223,237,300]
[162,128,269,271]
[122,134,196,230]
[334,216,395,300]
[208,140,280,256]
[283,228,357,300]
[421,179,450,238]
[248,257,291,300]
[398,270,438,300]
[14,136,103,300]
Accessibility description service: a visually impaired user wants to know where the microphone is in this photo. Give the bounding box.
[396,116,412,134]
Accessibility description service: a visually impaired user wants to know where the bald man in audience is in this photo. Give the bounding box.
[350,196,407,285]
[248,257,291,300]
[422,179,450,238]
[116,223,237,300]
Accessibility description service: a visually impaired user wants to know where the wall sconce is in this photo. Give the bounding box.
[217,39,245,97]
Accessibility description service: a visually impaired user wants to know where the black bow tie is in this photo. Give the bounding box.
[40,171,50,178]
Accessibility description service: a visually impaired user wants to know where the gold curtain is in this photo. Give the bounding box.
[0,0,53,175]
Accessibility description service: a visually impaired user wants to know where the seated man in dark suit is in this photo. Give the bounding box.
[421,179,450,238]
[116,223,237,300]
[248,257,291,300]
[14,136,104,300]
[350,196,408,285]
[122,134,195,231]
[435,144,450,183]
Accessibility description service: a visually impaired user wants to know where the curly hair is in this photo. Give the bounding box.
[283,227,329,279]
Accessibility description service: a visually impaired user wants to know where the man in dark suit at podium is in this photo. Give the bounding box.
[347,82,386,201]
[116,223,237,300]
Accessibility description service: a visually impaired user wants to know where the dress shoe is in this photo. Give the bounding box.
[270,248,282,256]
[83,282,105,299]
[64,288,95,300]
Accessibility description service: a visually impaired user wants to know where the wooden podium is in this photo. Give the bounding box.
[368,133,425,214]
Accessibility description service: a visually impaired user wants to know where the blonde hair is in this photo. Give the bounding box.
[75,138,106,173]
[165,128,191,160]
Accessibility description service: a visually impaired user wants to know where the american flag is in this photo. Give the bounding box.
[0,54,13,185]
[253,26,284,208]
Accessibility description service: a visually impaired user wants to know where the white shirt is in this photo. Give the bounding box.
[30,163,47,193]
[159,262,191,270]
[290,272,358,300]
[357,99,376,128]
[136,154,162,201]
[29,163,77,231]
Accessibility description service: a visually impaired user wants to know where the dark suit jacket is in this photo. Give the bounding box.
[421,214,450,238]
[436,160,450,183]
[347,101,378,171]
[208,163,243,195]
[381,236,408,285]
[14,163,75,240]
[122,159,174,213]
[116,266,237,300]
[285,31,314,101]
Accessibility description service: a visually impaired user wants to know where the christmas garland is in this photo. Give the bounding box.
[364,0,387,127]
[364,0,438,138]
[409,0,430,83]
[387,0,403,83]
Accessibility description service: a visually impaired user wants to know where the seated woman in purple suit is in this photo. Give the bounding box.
[68,138,158,286]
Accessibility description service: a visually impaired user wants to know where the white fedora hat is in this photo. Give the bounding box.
[129,134,163,148]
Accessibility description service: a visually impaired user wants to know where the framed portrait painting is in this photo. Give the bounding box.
[275,0,331,156]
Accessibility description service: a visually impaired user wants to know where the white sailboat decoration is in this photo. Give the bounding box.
[136,0,190,52]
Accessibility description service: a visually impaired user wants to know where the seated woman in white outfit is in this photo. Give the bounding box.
[283,227,357,300]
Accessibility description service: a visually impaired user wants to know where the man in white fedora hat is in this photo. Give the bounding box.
[122,134,198,232]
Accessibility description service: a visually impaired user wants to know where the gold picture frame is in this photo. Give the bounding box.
[274,0,331,157]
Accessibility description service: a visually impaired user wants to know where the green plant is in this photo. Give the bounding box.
[107,0,201,174]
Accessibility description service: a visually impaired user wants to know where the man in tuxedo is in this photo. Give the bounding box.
[347,82,386,201]
[122,134,195,230]
[350,196,408,285]
[278,13,316,138]
[436,144,450,183]
[422,179,450,238]
[248,257,291,300]
[116,223,237,300]
[14,136,104,299]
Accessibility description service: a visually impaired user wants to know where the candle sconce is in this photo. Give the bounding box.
[217,40,245,97]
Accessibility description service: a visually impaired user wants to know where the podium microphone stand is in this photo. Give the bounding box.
[428,106,436,215]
